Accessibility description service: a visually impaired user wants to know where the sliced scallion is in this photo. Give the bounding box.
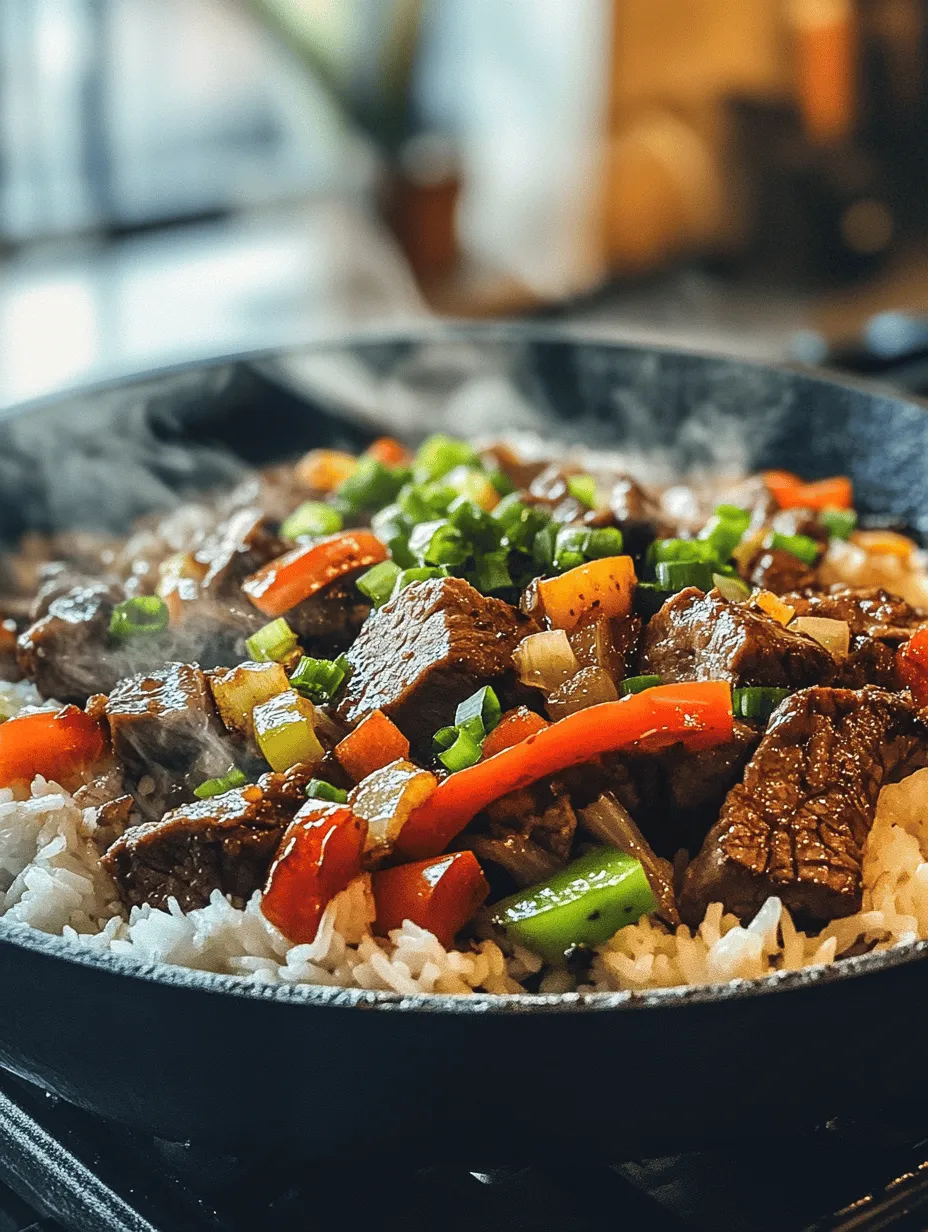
[554,525,591,572]
[454,685,502,743]
[473,550,513,592]
[194,767,247,799]
[245,618,298,663]
[280,501,343,540]
[356,560,402,607]
[654,560,715,592]
[732,686,790,721]
[409,519,470,568]
[335,455,409,514]
[305,779,348,804]
[438,727,484,772]
[488,468,515,496]
[566,473,598,508]
[620,674,662,696]
[769,531,820,566]
[698,505,751,561]
[431,725,459,753]
[413,434,479,483]
[821,508,857,541]
[108,595,169,642]
[585,526,624,559]
[289,654,351,704]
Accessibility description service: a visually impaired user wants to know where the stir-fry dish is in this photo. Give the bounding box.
[3,435,928,995]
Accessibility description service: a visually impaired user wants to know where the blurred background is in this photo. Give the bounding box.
[4,0,928,407]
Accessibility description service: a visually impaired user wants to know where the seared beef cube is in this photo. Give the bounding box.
[747,548,817,594]
[779,585,923,689]
[679,687,927,926]
[16,583,128,703]
[287,575,371,655]
[609,476,671,559]
[197,509,284,598]
[31,563,103,620]
[105,664,227,806]
[337,577,536,751]
[638,588,833,688]
[102,766,310,911]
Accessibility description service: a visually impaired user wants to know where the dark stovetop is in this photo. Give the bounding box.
[1,1068,928,1232]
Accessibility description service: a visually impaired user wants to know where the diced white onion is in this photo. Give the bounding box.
[514,630,579,692]
[349,760,437,855]
[789,616,850,659]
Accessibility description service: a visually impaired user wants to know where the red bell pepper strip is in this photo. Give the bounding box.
[481,707,550,759]
[897,626,928,706]
[335,709,410,783]
[397,682,734,860]
[0,706,106,789]
[261,802,368,943]
[242,531,387,618]
[372,850,490,947]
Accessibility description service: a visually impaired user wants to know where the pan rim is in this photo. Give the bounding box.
[4,321,928,1014]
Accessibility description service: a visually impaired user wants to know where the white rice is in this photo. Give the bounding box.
[1,766,927,995]
[0,679,57,723]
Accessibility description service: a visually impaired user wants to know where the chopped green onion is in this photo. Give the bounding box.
[649,538,719,567]
[408,519,470,568]
[305,779,348,804]
[245,618,299,663]
[413,434,479,483]
[448,497,502,550]
[491,846,657,964]
[620,674,663,696]
[531,522,558,569]
[505,507,552,554]
[280,501,343,540]
[566,473,598,508]
[821,508,857,540]
[732,686,790,721]
[698,505,751,561]
[370,505,416,568]
[655,560,716,591]
[392,566,449,597]
[712,573,751,602]
[554,525,592,572]
[488,468,515,496]
[109,595,169,642]
[454,686,502,743]
[194,767,247,799]
[438,727,484,772]
[432,725,459,753]
[336,456,409,514]
[356,561,402,607]
[473,550,513,592]
[585,526,625,558]
[253,691,324,772]
[397,480,457,523]
[769,531,820,566]
[289,654,351,704]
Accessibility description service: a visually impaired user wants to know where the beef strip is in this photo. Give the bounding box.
[102,765,311,911]
[679,686,928,926]
[196,509,284,598]
[747,548,817,594]
[637,588,833,688]
[16,582,129,703]
[779,585,923,689]
[336,576,536,751]
[105,662,230,813]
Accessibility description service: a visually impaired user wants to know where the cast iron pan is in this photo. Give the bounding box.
[1,325,927,1162]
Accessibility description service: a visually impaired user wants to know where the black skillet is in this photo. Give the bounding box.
[2,324,928,1163]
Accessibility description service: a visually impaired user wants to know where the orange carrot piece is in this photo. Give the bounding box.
[764,470,853,511]
[366,437,411,468]
[335,710,410,783]
[242,531,387,618]
[372,851,490,947]
[295,449,358,492]
[481,707,550,759]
